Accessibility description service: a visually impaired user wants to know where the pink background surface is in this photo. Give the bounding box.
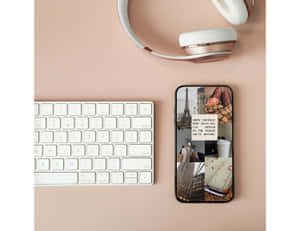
[35,0,265,230]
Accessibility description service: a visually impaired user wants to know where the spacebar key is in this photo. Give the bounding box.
[35,173,78,185]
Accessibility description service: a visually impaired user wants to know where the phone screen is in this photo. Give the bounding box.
[175,85,233,203]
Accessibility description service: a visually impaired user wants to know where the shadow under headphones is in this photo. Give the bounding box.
[118,0,254,63]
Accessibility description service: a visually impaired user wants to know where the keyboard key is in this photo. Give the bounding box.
[34,145,43,156]
[89,118,102,129]
[54,104,67,115]
[125,103,137,115]
[35,172,77,185]
[93,159,106,170]
[97,131,109,143]
[128,145,151,156]
[57,145,71,156]
[79,159,92,170]
[72,145,85,156]
[34,104,39,115]
[97,103,110,115]
[82,103,96,115]
[111,131,123,143]
[125,131,137,143]
[83,131,96,143]
[79,172,95,184]
[51,159,64,170]
[122,158,151,170]
[111,104,123,115]
[65,159,78,170]
[61,118,74,129]
[40,104,53,115]
[139,131,152,143]
[139,172,152,184]
[114,145,126,156]
[35,118,46,129]
[125,172,137,178]
[75,118,88,129]
[68,131,81,143]
[132,118,152,129]
[104,118,116,129]
[86,145,99,156]
[139,104,152,115]
[101,145,113,156]
[125,177,137,184]
[107,159,120,170]
[111,172,123,184]
[47,118,60,129]
[68,104,81,115]
[117,117,130,129]
[97,172,109,184]
[40,132,53,143]
[34,132,39,143]
[43,145,56,157]
[54,131,67,143]
[36,159,49,171]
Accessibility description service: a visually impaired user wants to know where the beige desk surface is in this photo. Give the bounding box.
[35,0,265,230]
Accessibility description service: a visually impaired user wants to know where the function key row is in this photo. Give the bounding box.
[34,103,152,116]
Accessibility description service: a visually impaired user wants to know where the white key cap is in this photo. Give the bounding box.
[104,118,116,129]
[125,177,137,184]
[125,172,137,178]
[93,159,106,170]
[97,131,109,143]
[82,103,96,115]
[125,103,137,115]
[128,145,151,156]
[86,145,99,156]
[54,131,67,143]
[40,132,53,143]
[68,104,81,115]
[72,145,85,156]
[68,131,81,143]
[139,131,152,143]
[111,104,123,115]
[43,145,56,157]
[97,172,109,184]
[79,172,95,184]
[122,158,151,170]
[97,103,109,115]
[40,104,53,115]
[34,145,43,156]
[111,172,123,184]
[89,118,102,129]
[111,131,123,143]
[125,131,137,143]
[61,118,74,129]
[51,159,64,170]
[139,104,152,115]
[34,104,39,115]
[47,118,60,129]
[117,117,130,129]
[79,159,92,170]
[132,118,152,129]
[75,118,88,129]
[35,172,77,185]
[36,159,49,171]
[101,145,113,156]
[57,145,71,156]
[107,159,120,170]
[34,132,39,143]
[83,131,96,143]
[35,118,46,129]
[65,159,78,170]
[139,172,152,184]
[54,104,67,115]
[114,145,126,156]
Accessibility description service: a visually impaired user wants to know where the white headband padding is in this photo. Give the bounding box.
[212,0,249,25]
[179,28,237,47]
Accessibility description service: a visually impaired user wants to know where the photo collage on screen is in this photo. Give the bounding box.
[176,86,233,202]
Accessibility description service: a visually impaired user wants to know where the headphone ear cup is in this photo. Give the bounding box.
[212,0,251,25]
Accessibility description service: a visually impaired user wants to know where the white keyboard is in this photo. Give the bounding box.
[34,101,154,186]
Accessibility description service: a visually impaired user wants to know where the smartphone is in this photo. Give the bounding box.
[175,85,234,203]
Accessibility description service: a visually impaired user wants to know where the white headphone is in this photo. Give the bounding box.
[118,0,254,62]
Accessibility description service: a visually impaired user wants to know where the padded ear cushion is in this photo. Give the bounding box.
[212,0,249,25]
[179,28,237,48]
